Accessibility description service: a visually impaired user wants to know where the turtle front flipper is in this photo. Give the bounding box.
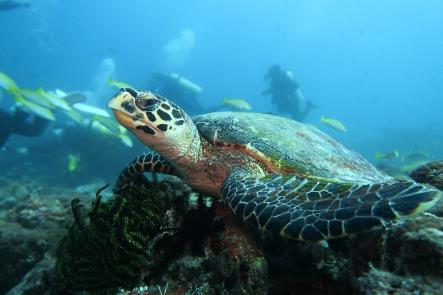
[115,152,175,189]
[221,172,441,242]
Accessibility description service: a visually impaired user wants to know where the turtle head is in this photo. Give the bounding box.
[108,88,201,164]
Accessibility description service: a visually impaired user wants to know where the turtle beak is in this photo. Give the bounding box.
[108,90,138,128]
[111,108,134,128]
[108,95,120,110]
[109,89,129,110]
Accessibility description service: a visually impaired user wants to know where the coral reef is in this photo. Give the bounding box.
[6,253,55,295]
[410,160,443,190]
[383,214,443,277]
[0,177,94,294]
[1,175,442,294]
[143,203,269,294]
[0,221,50,293]
[356,214,443,294]
[55,175,269,294]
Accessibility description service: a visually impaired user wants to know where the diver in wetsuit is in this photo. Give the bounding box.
[0,0,29,12]
[147,72,204,115]
[263,65,317,122]
[0,108,50,147]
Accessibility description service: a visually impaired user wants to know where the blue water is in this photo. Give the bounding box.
[1,0,442,185]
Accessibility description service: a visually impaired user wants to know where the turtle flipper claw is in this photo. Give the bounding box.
[221,172,441,242]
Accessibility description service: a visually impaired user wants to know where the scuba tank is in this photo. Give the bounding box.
[168,73,202,94]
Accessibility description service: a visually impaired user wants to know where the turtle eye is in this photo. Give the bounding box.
[135,97,159,111]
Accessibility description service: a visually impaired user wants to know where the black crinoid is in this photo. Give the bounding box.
[55,176,176,294]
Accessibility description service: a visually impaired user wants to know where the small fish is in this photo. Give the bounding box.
[53,89,86,105]
[91,119,132,147]
[53,128,64,136]
[107,78,134,89]
[91,120,114,136]
[0,71,19,93]
[117,125,126,133]
[54,88,67,97]
[62,92,87,105]
[320,116,347,132]
[14,95,56,121]
[400,160,430,174]
[36,88,71,110]
[16,147,28,155]
[375,150,400,161]
[67,154,80,172]
[221,98,252,111]
[19,88,54,108]
[73,103,110,117]
[62,108,85,125]
[401,152,429,162]
[91,115,122,133]
[118,133,133,147]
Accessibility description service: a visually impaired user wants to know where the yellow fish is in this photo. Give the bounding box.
[36,88,71,111]
[0,71,20,93]
[118,133,133,147]
[91,120,115,136]
[320,116,347,132]
[107,78,134,89]
[400,160,430,174]
[375,150,400,161]
[72,103,110,117]
[221,98,252,111]
[53,89,86,104]
[14,95,56,121]
[19,88,55,108]
[90,119,133,147]
[67,154,80,172]
[401,152,429,162]
[91,115,122,133]
[62,108,85,125]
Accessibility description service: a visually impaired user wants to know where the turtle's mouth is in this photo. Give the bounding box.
[111,109,134,129]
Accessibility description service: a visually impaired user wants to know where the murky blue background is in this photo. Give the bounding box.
[1,0,442,185]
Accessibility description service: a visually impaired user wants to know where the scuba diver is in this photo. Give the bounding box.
[0,108,50,148]
[147,72,204,115]
[0,0,29,12]
[263,65,317,122]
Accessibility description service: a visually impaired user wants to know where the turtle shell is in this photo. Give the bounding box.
[193,112,391,184]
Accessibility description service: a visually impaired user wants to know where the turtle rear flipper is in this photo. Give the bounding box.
[221,172,441,242]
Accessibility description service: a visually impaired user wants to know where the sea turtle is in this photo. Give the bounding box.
[108,88,441,242]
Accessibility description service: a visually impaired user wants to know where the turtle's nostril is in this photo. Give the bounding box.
[111,89,125,100]
[123,88,138,98]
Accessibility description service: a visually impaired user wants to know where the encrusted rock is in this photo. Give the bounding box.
[0,222,50,293]
[356,266,443,295]
[410,160,443,190]
[6,254,55,295]
[383,214,443,276]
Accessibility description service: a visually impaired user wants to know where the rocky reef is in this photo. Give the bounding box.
[410,160,443,190]
[1,175,442,294]
[0,177,95,294]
